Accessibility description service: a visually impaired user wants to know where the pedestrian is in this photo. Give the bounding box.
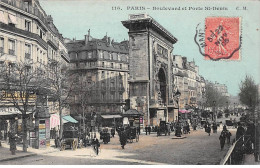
[219,132,226,150]
[136,127,140,135]
[119,130,127,149]
[235,122,245,140]
[145,125,148,135]
[206,124,211,136]
[175,123,182,137]
[92,137,100,155]
[204,123,207,132]
[148,125,151,135]
[226,130,232,144]
[186,122,190,134]
[111,128,115,138]
[223,125,227,131]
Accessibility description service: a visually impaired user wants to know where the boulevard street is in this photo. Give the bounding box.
[1,128,235,165]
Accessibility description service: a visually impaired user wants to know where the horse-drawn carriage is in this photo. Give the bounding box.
[100,128,110,144]
[60,129,81,151]
[157,121,170,136]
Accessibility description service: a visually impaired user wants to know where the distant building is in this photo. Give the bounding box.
[172,55,204,109]
[66,31,129,120]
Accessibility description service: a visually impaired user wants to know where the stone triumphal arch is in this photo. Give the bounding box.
[122,14,179,126]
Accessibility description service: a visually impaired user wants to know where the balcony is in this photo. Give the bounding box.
[48,58,58,65]
[0,23,47,49]
[47,34,59,49]
[1,0,49,30]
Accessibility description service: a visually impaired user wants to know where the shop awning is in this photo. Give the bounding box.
[123,109,144,116]
[101,114,122,119]
[62,115,78,123]
[50,114,60,128]
[179,109,192,114]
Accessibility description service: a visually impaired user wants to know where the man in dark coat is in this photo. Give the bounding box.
[92,137,100,155]
[148,126,151,135]
[236,122,245,140]
[219,132,226,150]
[145,125,148,135]
[119,130,127,149]
[111,128,115,138]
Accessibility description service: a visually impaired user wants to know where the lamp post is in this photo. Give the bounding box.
[175,90,181,122]
[213,101,216,122]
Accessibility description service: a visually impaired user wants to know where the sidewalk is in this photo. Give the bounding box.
[243,154,260,165]
[0,140,59,162]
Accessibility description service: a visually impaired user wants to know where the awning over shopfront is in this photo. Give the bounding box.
[62,115,78,124]
[101,114,122,119]
[179,109,193,114]
[123,109,144,117]
[50,114,60,128]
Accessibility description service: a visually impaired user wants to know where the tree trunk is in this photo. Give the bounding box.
[22,115,28,152]
[59,105,63,139]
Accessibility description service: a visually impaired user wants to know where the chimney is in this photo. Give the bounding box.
[85,29,90,45]
[88,29,90,42]
[108,37,111,45]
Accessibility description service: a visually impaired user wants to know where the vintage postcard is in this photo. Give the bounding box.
[0,0,259,165]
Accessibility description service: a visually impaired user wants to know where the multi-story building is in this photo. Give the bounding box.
[0,0,69,147]
[172,55,203,109]
[66,32,129,122]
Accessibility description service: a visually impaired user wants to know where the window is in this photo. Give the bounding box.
[111,82,115,88]
[25,20,31,32]
[111,63,114,68]
[111,92,114,100]
[25,44,31,59]
[101,93,105,101]
[0,37,4,53]
[120,64,122,69]
[40,30,43,39]
[102,62,105,67]
[100,51,103,59]
[118,54,121,61]
[101,71,105,78]
[109,53,112,60]
[88,51,92,59]
[8,39,15,55]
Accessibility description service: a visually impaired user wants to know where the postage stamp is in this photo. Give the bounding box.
[195,17,241,61]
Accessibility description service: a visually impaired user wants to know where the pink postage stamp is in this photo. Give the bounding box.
[205,17,241,60]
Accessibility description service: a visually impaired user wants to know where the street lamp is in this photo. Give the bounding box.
[175,90,181,122]
[213,101,216,122]
[175,90,182,137]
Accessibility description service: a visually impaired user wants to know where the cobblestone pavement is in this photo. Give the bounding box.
[1,128,236,165]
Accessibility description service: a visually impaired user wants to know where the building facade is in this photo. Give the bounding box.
[66,31,129,119]
[0,0,69,148]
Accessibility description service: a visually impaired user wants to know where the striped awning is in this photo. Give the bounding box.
[62,115,78,123]
[50,114,60,128]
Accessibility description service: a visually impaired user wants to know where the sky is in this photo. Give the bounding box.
[39,0,260,96]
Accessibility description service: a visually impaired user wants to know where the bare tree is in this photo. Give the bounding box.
[45,61,75,139]
[0,61,47,152]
